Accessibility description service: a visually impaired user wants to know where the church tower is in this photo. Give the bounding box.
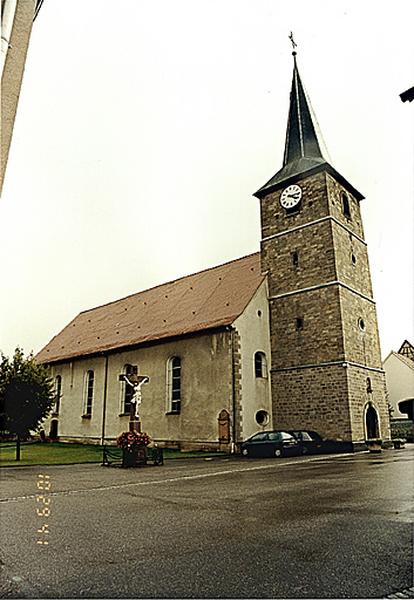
[255,48,390,448]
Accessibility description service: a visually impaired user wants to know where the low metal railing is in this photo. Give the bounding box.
[102,445,163,467]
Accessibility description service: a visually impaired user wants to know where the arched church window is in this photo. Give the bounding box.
[122,364,138,415]
[254,352,267,378]
[167,357,181,413]
[82,370,94,417]
[341,192,351,220]
[54,375,62,414]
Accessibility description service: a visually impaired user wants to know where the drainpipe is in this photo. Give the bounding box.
[230,327,236,454]
[100,354,109,445]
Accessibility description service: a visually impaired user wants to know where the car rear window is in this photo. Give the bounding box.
[251,433,268,442]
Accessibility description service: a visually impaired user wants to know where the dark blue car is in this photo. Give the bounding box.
[241,430,301,458]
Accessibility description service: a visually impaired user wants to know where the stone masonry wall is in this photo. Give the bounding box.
[331,224,373,298]
[346,365,390,442]
[271,365,352,440]
[260,171,328,242]
[231,329,243,445]
[261,219,336,298]
[269,285,345,369]
[326,174,365,239]
[339,287,383,369]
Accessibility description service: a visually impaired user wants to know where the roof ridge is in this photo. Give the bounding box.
[80,251,260,315]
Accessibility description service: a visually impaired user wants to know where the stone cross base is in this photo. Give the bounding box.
[129,419,142,433]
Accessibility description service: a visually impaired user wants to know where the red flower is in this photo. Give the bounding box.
[117,431,151,448]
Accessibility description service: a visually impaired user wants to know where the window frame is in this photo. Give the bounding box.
[82,370,94,417]
[254,352,268,379]
[54,375,62,414]
[166,356,181,414]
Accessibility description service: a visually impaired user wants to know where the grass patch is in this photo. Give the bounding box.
[0,442,227,467]
[0,442,103,467]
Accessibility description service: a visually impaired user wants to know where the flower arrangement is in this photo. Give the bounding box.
[117,431,151,449]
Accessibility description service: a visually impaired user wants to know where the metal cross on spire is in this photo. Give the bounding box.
[289,31,298,56]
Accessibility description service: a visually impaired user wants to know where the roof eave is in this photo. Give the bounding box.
[254,162,364,202]
[37,323,237,366]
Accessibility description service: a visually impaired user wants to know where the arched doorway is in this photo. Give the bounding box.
[49,419,58,440]
[365,405,379,440]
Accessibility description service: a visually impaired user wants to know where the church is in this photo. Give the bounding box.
[37,49,391,452]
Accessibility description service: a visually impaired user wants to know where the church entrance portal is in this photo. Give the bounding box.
[365,405,379,440]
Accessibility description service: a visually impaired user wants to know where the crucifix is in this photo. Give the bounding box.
[119,373,149,432]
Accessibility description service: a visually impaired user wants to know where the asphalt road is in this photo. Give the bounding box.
[0,446,413,599]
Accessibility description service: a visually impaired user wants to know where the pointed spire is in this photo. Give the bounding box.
[255,40,364,200]
[255,39,335,198]
[283,53,325,166]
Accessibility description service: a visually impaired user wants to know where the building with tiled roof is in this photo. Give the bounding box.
[38,47,390,450]
[39,254,272,448]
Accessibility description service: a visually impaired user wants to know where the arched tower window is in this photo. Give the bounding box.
[82,370,94,416]
[54,375,62,414]
[167,357,181,413]
[122,364,138,415]
[254,352,267,378]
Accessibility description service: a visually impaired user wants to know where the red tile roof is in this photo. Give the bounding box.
[36,253,264,364]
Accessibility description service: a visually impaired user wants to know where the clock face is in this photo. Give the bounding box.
[280,184,302,209]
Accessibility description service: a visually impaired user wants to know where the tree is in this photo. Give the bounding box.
[0,348,55,460]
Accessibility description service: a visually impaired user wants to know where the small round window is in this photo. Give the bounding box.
[255,410,269,426]
[358,318,365,331]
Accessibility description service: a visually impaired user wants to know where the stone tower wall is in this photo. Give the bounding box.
[260,170,390,444]
[271,365,352,440]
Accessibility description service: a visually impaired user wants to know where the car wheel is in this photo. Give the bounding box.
[242,448,249,456]
[274,448,282,458]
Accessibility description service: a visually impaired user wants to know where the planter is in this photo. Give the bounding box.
[122,444,147,467]
[366,438,382,453]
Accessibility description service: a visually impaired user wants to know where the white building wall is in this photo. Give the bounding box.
[42,330,233,449]
[384,352,414,419]
[234,280,272,440]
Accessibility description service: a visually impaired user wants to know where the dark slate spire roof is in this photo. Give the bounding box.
[283,54,325,166]
[255,52,364,201]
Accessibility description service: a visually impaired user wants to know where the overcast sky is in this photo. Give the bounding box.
[1,0,413,360]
